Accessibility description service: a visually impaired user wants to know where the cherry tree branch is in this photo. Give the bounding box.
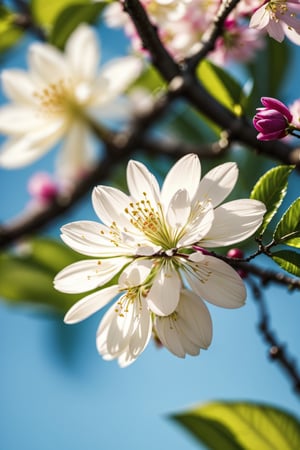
[249,278,300,395]
[123,0,300,168]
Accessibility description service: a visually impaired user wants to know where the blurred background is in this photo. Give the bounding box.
[0,17,300,450]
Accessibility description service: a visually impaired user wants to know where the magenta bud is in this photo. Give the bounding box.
[253,97,293,141]
[226,248,244,258]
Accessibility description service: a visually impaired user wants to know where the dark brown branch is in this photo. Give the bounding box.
[123,0,180,81]
[123,0,300,168]
[240,262,300,290]
[249,278,300,395]
[12,0,46,40]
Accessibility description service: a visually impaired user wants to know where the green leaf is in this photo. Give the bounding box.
[0,6,23,54]
[29,237,82,272]
[0,253,80,313]
[171,401,300,450]
[0,238,82,313]
[272,250,300,276]
[197,60,246,116]
[31,0,90,28]
[130,64,166,93]
[250,165,294,234]
[274,198,300,247]
[49,2,106,48]
[246,39,290,115]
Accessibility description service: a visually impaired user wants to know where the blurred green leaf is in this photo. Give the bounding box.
[31,0,90,28]
[246,39,290,115]
[197,60,246,116]
[274,198,300,247]
[166,105,217,143]
[171,401,300,450]
[0,6,23,54]
[49,2,106,49]
[0,238,82,313]
[29,237,82,272]
[250,165,294,234]
[130,64,166,93]
[272,250,300,276]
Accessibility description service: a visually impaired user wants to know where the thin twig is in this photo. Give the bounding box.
[248,278,300,396]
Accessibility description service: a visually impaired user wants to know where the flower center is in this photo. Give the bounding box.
[124,192,173,249]
[33,78,83,117]
[268,1,290,20]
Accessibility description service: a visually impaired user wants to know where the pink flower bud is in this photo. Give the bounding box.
[226,248,244,259]
[226,248,248,278]
[253,97,293,141]
[28,172,58,204]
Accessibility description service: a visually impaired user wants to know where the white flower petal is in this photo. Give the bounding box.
[267,19,285,42]
[283,23,300,44]
[126,160,160,204]
[60,221,136,257]
[65,24,100,82]
[128,301,152,357]
[200,199,266,247]
[92,185,132,228]
[118,299,152,367]
[0,105,48,135]
[177,202,214,247]
[166,189,191,229]
[176,290,212,349]
[186,254,246,308]
[118,259,153,288]
[0,119,66,168]
[29,43,70,85]
[54,257,129,293]
[155,315,186,358]
[98,56,142,101]
[161,154,201,209]
[147,265,181,316]
[196,162,238,207]
[63,285,119,324]
[98,297,135,357]
[1,69,36,104]
[249,5,270,30]
[56,121,96,181]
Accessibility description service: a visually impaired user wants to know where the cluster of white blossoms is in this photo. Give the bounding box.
[0,24,142,181]
[54,154,266,367]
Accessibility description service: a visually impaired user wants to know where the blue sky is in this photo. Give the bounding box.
[0,21,299,450]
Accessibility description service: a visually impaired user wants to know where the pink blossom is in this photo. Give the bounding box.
[253,97,293,140]
[210,19,264,65]
[28,172,59,204]
[249,0,300,44]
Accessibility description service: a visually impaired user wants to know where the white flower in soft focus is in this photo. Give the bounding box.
[55,154,266,366]
[0,24,142,178]
[249,0,300,44]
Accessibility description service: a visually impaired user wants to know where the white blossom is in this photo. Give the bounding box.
[0,24,141,179]
[55,154,266,365]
